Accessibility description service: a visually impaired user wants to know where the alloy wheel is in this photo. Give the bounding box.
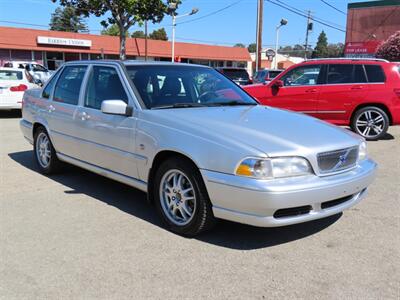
[355,110,385,139]
[35,132,51,168]
[159,169,197,226]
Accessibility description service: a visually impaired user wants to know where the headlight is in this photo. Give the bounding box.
[358,141,368,161]
[236,157,312,179]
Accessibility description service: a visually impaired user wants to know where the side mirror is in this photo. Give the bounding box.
[101,100,132,116]
[272,80,284,88]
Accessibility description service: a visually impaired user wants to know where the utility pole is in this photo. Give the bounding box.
[304,10,312,60]
[145,21,148,61]
[255,0,263,72]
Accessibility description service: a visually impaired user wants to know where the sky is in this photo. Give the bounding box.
[0,0,358,48]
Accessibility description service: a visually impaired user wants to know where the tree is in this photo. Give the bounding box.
[247,43,256,53]
[101,23,127,36]
[149,28,168,41]
[327,43,344,58]
[54,0,178,60]
[312,31,329,58]
[131,30,146,38]
[234,43,246,48]
[376,31,400,61]
[49,6,88,32]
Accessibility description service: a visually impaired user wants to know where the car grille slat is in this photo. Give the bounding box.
[317,146,358,174]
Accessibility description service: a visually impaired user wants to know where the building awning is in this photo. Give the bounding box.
[0,26,251,62]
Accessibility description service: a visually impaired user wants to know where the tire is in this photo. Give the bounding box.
[351,106,389,141]
[153,157,216,236]
[33,127,62,174]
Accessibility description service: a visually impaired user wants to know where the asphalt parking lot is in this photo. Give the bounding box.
[0,111,399,299]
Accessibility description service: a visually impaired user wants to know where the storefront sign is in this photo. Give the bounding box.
[37,36,92,47]
[344,41,381,57]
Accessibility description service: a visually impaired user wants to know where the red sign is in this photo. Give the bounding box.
[344,41,382,55]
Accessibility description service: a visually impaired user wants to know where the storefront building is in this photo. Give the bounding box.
[344,0,400,57]
[0,26,251,70]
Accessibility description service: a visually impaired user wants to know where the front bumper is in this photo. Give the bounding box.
[201,159,377,227]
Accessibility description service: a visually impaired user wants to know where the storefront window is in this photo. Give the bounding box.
[46,51,64,70]
[90,53,103,60]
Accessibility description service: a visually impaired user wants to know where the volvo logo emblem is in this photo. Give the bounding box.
[333,149,351,170]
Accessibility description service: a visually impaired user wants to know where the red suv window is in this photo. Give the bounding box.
[364,65,385,82]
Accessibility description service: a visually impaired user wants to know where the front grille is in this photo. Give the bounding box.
[317,146,358,174]
[273,205,312,219]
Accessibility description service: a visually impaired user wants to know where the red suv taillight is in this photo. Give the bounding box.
[10,84,28,92]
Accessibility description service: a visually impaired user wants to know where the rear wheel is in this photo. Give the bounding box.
[154,157,216,236]
[351,106,389,141]
[33,127,62,174]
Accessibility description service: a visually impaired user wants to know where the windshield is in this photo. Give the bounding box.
[32,64,48,72]
[220,69,250,80]
[126,65,257,109]
[0,70,23,80]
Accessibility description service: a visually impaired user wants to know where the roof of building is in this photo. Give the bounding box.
[348,0,400,9]
[0,26,251,62]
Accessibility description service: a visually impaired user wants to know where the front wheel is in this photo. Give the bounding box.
[351,106,389,141]
[153,157,216,236]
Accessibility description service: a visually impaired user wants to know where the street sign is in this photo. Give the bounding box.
[265,49,275,61]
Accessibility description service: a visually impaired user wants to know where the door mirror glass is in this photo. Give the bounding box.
[272,79,284,88]
[101,100,130,116]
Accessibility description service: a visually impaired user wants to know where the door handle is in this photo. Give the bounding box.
[351,86,363,90]
[80,111,90,121]
[48,105,55,113]
[305,88,317,93]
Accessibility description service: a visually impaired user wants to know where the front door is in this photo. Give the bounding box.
[263,64,322,117]
[76,65,139,179]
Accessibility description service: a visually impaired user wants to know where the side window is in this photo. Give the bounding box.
[42,73,58,99]
[353,65,367,83]
[281,65,321,86]
[53,66,87,105]
[327,64,353,84]
[364,65,385,83]
[84,66,129,110]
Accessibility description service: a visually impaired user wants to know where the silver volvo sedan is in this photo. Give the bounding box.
[20,61,377,236]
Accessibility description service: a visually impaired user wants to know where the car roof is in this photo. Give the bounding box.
[64,60,212,69]
[0,67,24,71]
[302,58,390,64]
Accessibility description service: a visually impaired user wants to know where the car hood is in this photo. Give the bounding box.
[145,105,362,156]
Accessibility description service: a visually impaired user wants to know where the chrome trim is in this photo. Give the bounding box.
[300,110,346,114]
[57,152,148,192]
[51,129,147,162]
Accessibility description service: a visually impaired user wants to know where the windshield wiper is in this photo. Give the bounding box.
[206,100,257,107]
[151,103,206,109]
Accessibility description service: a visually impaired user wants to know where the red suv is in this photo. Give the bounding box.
[244,58,400,140]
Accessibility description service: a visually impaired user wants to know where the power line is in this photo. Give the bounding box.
[320,0,346,15]
[265,0,346,33]
[176,0,244,25]
[279,0,346,29]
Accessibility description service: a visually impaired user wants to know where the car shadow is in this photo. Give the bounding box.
[9,150,342,250]
[0,110,21,118]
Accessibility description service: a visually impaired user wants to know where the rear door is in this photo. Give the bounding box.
[261,64,322,116]
[46,65,88,158]
[317,64,368,124]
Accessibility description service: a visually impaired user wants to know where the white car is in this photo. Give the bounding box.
[0,67,39,110]
[3,61,53,85]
